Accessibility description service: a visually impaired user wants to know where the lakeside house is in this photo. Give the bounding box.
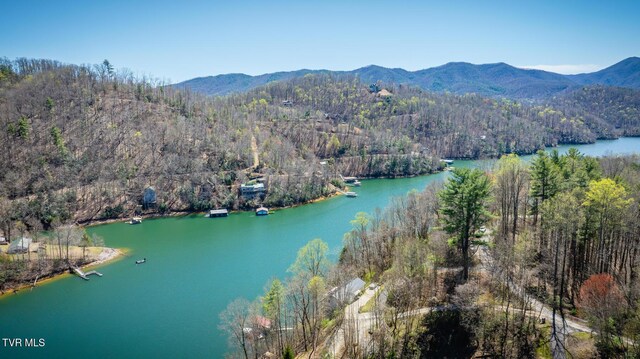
[240,182,266,198]
[208,209,229,218]
[254,315,272,330]
[327,277,365,309]
[243,315,272,341]
[0,236,7,245]
[7,237,32,254]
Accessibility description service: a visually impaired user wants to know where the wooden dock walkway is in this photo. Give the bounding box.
[71,266,103,281]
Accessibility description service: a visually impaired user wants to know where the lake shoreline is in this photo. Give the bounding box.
[0,186,349,297]
[3,138,640,358]
[81,183,368,227]
[0,247,124,299]
[6,138,632,298]
[5,138,634,298]
[81,193,346,228]
[34,137,640,229]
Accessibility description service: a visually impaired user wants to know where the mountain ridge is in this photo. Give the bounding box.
[174,57,640,98]
[567,56,640,88]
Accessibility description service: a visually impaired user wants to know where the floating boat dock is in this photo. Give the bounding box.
[256,207,269,216]
[207,209,229,218]
[440,159,454,165]
[341,175,358,184]
[71,266,103,281]
[345,191,358,198]
[129,217,142,224]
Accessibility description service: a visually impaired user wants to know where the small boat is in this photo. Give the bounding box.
[353,180,362,187]
[256,207,269,216]
[130,217,142,224]
[345,191,358,198]
[135,258,146,264]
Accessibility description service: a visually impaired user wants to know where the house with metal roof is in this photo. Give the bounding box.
[327,277,366,309]
[7,237,32,254]
[240,182,266,197]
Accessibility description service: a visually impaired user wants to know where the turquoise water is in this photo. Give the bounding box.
[1,137,639,358]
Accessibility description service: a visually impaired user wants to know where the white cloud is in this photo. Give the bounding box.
[517,64,603,74]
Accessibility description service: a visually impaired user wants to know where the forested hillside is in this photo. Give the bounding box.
[1,58,639,235]
[240,75,639,157]
[0,59,439,231]
[222,152,640,358]
[551,85,640,136]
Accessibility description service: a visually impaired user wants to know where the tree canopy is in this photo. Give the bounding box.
[439,167,491,280]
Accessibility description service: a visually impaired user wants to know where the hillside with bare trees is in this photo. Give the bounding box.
[1,57,639,237]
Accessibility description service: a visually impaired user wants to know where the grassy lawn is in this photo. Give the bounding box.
[1,243,106,261]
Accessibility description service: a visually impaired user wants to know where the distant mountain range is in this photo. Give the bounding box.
[174,57,640,99]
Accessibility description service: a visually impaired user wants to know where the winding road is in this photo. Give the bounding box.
[323,232,603,358]
[475,236,592,359]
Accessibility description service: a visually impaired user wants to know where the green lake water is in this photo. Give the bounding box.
[1,138,640,358]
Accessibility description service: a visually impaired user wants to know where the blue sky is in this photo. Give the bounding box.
[1,0,639,82]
